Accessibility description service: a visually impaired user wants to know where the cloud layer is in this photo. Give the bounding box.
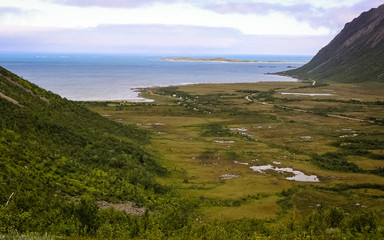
[55,0,177,8]
[0,0,381,54]
[204,0,384,33]
[0,24,331,54]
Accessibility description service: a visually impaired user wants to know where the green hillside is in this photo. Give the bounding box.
[284,4,384,83]
[0,66,172,236]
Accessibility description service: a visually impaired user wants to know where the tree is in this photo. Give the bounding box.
[76,196,100,235]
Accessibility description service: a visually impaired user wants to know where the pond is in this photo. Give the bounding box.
[250,164,320,182]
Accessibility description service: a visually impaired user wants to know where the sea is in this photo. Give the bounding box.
[0,53,311,101]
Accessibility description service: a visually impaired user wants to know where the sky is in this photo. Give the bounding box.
[0,0,382,55]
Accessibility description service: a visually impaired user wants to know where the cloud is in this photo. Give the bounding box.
[2,0,377,54]
[300,0,384,33]
[0,24,330,54]
[0,1,330,36]
[0,25,239,52]
[0,6,41,29]
[51,0,366,9]
[0,6,38,19]
[204,2,340,33]
[52,0,177,8]
[333,0,384,23]
[204,0,383,34]
[0,7,23,14]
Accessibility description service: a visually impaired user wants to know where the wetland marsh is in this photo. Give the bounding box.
[84,80,384,223]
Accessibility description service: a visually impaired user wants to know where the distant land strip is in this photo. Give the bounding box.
[158,57,308,63]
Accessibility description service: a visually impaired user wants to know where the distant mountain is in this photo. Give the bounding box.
[284,4,384,83]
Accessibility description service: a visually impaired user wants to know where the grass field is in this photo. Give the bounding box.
[83,80,384,223]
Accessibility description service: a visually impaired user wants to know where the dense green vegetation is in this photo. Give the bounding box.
[310,152,360,172]
[201,123,233,137]
[0,67,194,238]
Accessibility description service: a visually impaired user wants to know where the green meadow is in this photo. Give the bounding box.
[84,80,384,224]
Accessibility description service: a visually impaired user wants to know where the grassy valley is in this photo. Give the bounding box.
[83,80,384,239]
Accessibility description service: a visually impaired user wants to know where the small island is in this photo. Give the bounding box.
[159,57,307,63]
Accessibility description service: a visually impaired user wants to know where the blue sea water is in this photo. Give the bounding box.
[0,53,311,101]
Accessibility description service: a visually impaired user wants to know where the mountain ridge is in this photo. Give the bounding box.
[284,4,384,83]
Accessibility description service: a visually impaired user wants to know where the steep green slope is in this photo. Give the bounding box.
[284,4,384,83]
[0,66,168,235]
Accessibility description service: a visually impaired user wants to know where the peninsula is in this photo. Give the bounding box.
[159,57,306,63]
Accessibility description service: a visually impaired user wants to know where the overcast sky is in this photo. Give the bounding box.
[0,0,382,55]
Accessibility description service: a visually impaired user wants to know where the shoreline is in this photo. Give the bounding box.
[71,77,300,102]
[79,80,303,103]
[77,98,154,103]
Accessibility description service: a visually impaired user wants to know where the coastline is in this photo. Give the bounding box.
[136,81,301,102]
[79,81,302,103]
[1,54,308,102]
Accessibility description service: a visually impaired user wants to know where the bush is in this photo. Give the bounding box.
[310,152,360,172]
[201,123,232,137]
